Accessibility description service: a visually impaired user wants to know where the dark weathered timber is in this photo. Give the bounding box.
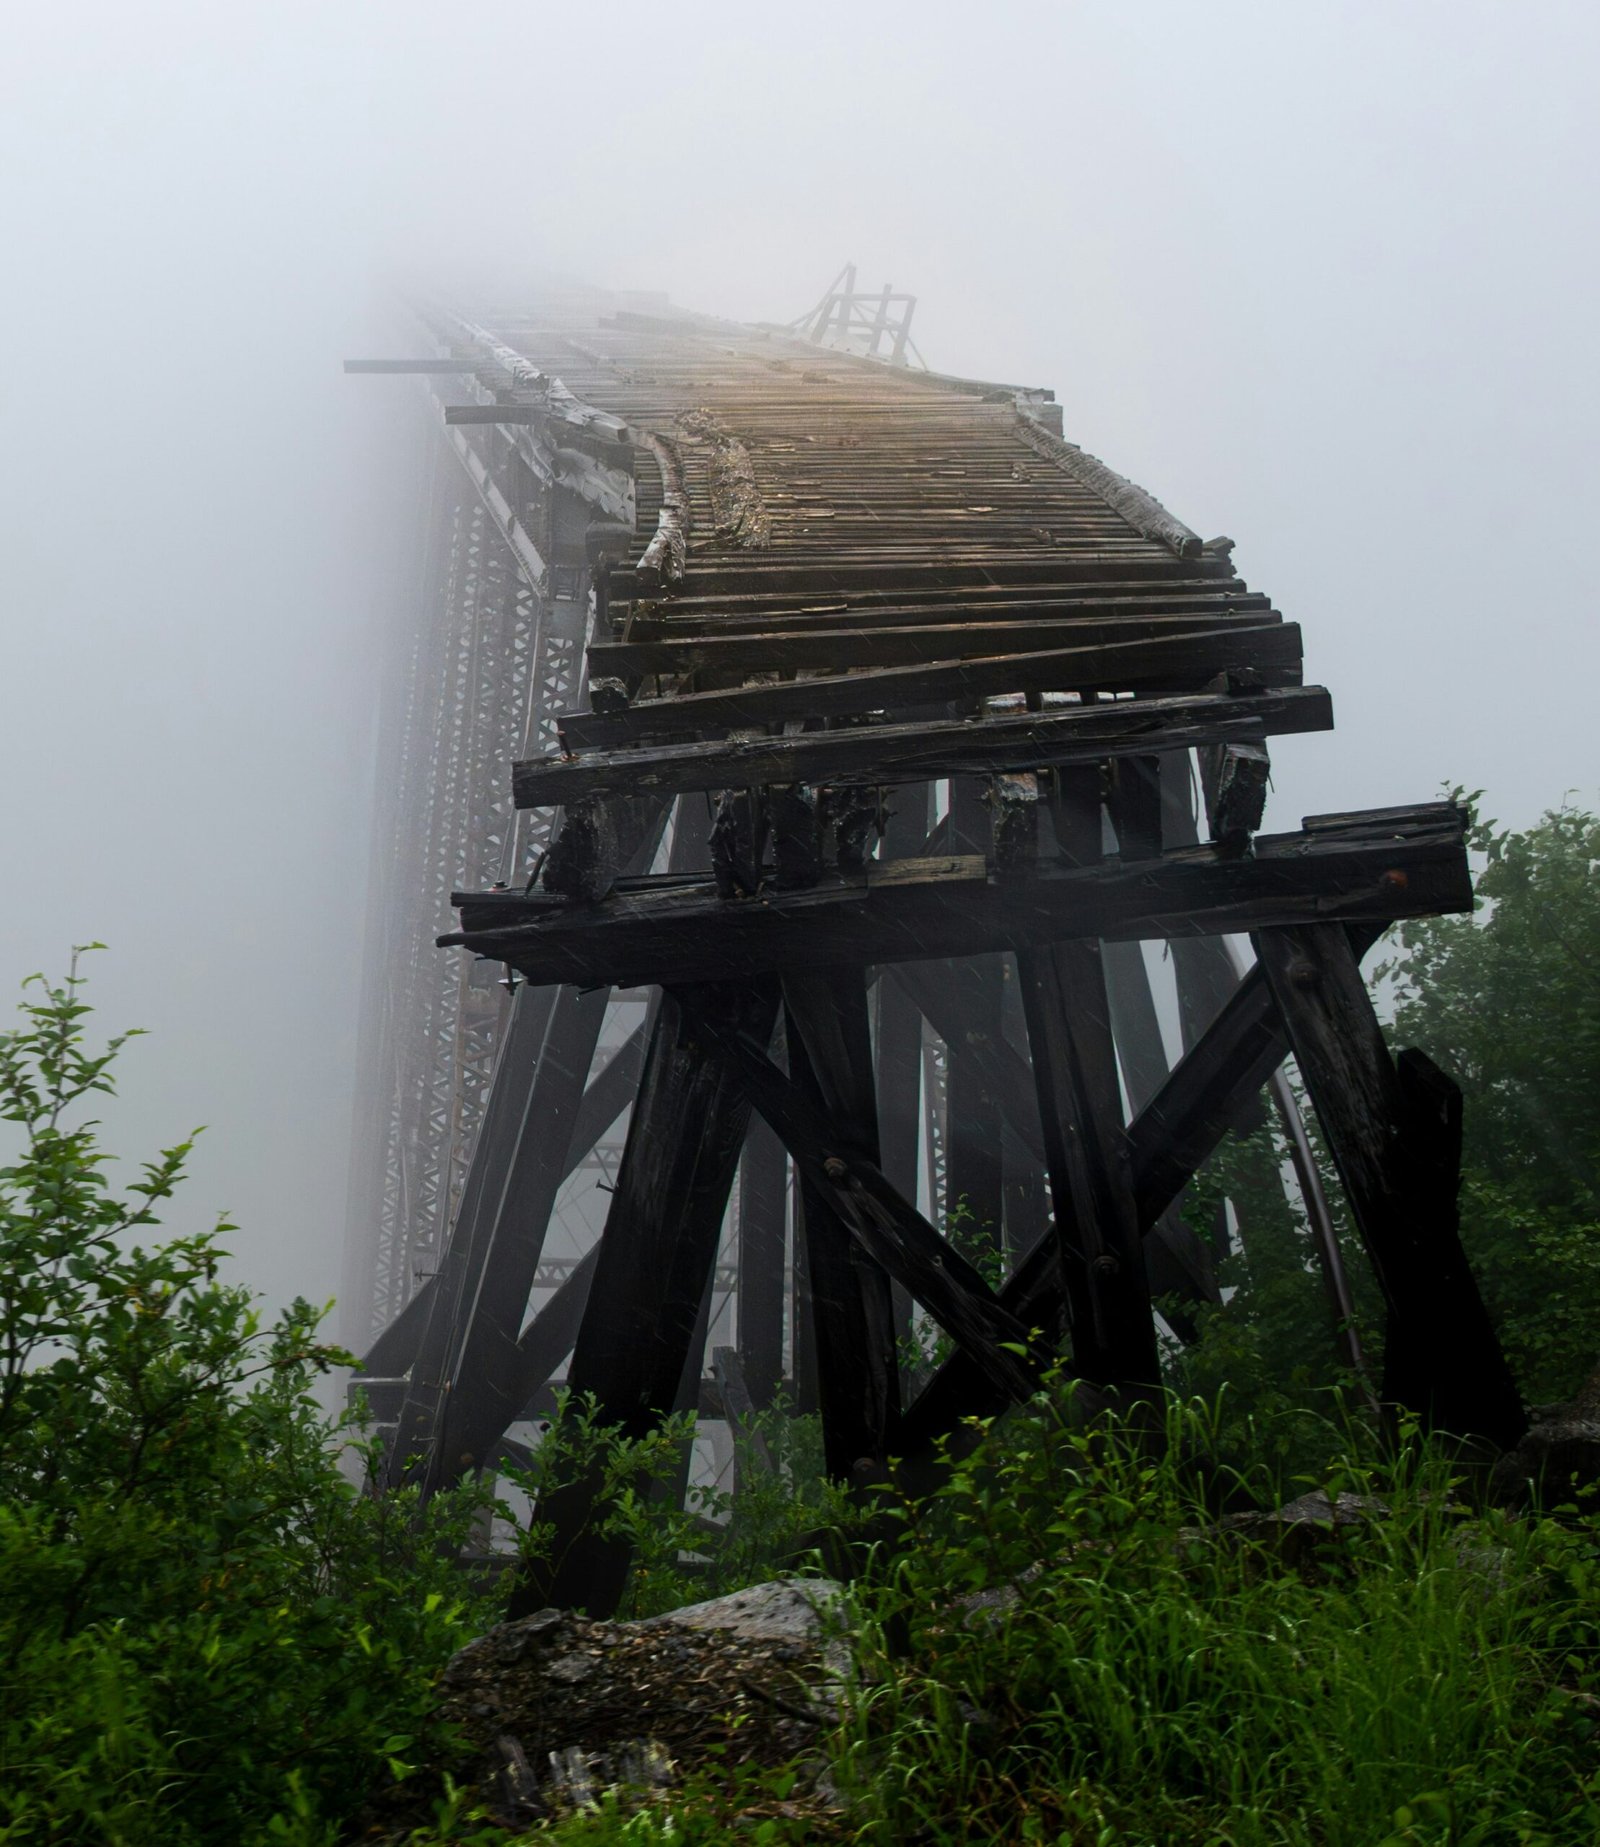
[1203,740,1272,854]
[510,1242,601,1420]
[682,991,1042,1408]
[565,1022,648,1165]
[1011,411,1203,558]
[606,550,1238,602]
[426,982,613,1485]
[942,781,1007,1252]
[1102,938,1221,1318]
[514,982,778,1618]
[358,1272,437,1377]
[560,624,1303,749]
[894,932,1381,1473]
[1019,768,1161,1389]
[514,686,1332,807]
[737,1111,788,1408]
[778,971,900,1477]
[624,584,1270,639]
[1019,938,1160,1388]
[542,793,670,902]
[1253,925,1525,1447]
[889,961,1045,1166]
[377,981,560,1492]
[591,610,1276,680]
[445,807,1473,993]
[1107,754,1164,860]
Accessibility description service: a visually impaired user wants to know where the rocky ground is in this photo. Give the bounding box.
[350,1578,848,1839]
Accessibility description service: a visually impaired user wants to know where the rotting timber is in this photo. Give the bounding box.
[344,285,1525,1618]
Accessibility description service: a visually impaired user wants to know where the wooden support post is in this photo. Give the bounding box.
[737,1111,787,1409]
[942,778,1007,1251]
[685,999,1042,1407]
[1108,753,1163,860]
[1101,937,1221,1326]
[876,786,932,1351]
[1252,924,1525,1447]
[425,981,613,1487]
[1017,767,1161,1392]
[782,970,901,1480]
[511,981,778,1617]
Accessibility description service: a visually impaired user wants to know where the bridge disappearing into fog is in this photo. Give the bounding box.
[342,278,1524,1613]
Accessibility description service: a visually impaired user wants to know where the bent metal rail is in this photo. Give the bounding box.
[345,289,1523,1615]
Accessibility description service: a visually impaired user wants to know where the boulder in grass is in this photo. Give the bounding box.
[351,1578,846,1840]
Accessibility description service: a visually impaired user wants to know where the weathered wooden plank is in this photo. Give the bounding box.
[542,793,670,902]
[594,613,1271,687]
[444,807,1473,992]
[1011,411,1203,558]
[516,686,1329,808]
[607,549,1235,601]
[561,624,1302,749]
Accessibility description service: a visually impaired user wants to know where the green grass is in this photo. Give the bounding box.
[395,1388,1600,1847]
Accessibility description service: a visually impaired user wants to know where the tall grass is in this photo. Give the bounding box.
[826,1388,1600,1845]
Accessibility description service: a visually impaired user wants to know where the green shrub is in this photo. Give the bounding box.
[0,954,494,1845]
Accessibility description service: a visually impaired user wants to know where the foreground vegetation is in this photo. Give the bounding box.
[3,799,1598,1844]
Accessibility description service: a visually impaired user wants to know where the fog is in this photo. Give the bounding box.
[1,0,1594,1319]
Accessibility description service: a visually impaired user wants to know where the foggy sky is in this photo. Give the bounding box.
[2,1,1595,1321]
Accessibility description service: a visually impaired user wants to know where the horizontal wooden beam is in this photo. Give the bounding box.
[560,624,1302,750]
[444,804,1470,992]
[590,608,1274,681]
[626,585,1272,639]
[514,685,1332,807]
[607,551,1238,601]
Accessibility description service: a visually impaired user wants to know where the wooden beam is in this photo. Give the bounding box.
[1253,925,1526,1447]
[425,983,613,1487]
[513,685,1332,807]
[736,1112,788,1409]
[780,971,900,1477]
[1018,768,1160,1389]
[894,921,1387,1472]
[682,991,1042,1407]
[514,982,778,1617]
[560,624,1303,749]
[598,608,1274,679]
[444,806,1474,992]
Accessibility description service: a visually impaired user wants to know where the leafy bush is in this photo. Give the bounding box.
[0,955,494,1845]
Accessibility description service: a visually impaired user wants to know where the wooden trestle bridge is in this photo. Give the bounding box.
[344,281,1525,1615]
